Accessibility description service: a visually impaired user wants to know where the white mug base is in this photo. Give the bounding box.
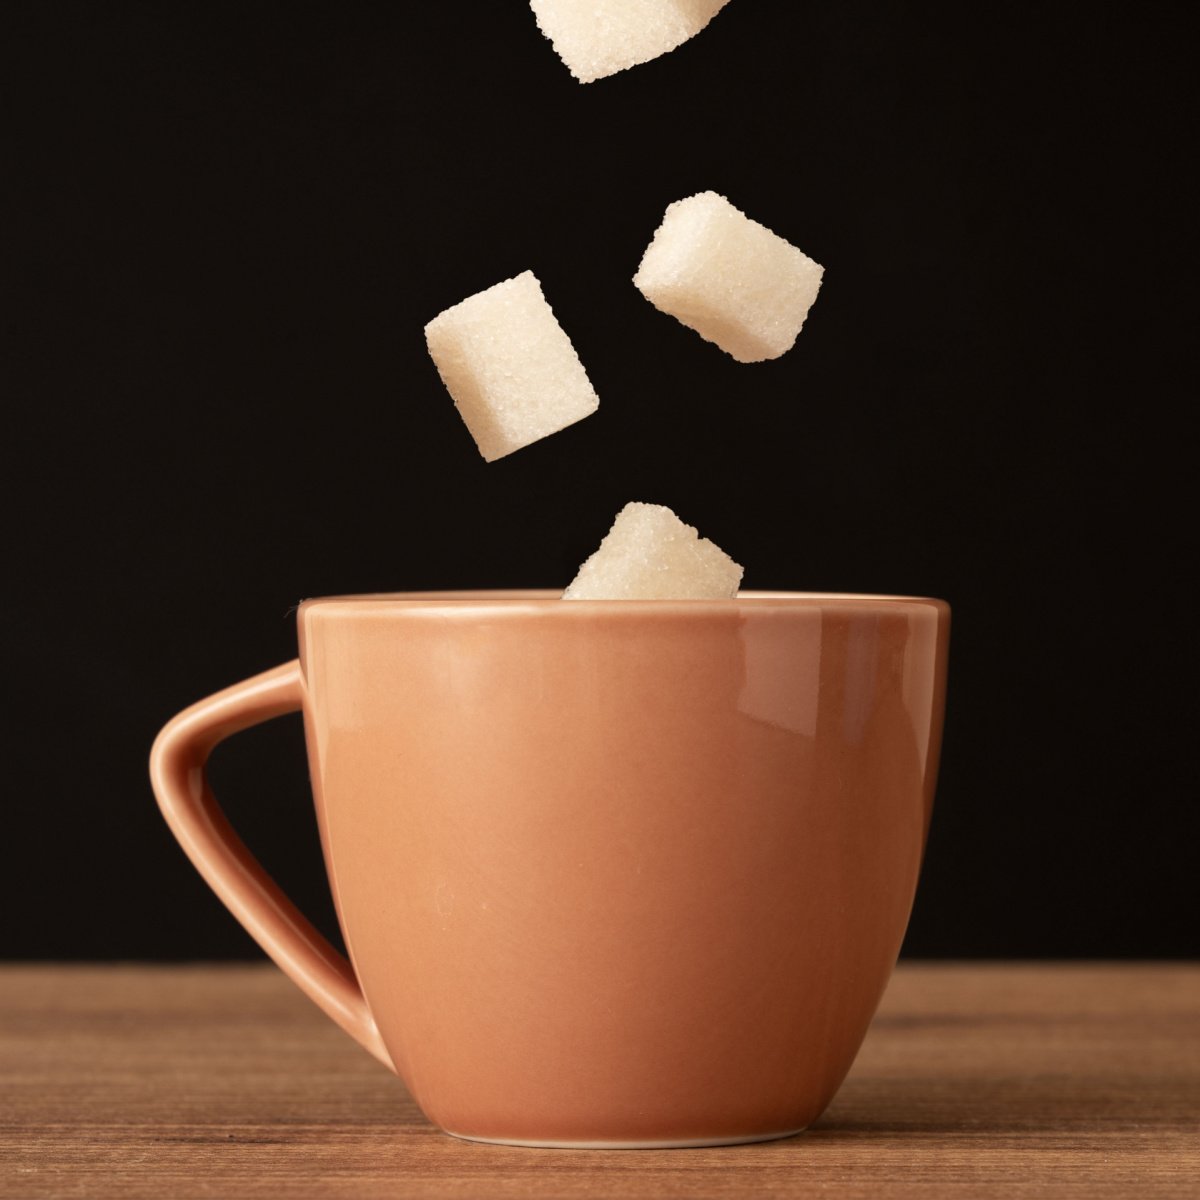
[444,1127,806,1150]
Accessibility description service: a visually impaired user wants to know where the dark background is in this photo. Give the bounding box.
[4,3,1194,960]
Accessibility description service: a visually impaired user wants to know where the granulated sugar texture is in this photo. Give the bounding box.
[634,191,824,362]
[424,271,599,462]
[530,0,732,84]
[563,502,743,599]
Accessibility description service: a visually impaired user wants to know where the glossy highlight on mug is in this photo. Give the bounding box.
[151,591,950,1147]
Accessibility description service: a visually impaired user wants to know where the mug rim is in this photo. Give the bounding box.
[298,590,950,619]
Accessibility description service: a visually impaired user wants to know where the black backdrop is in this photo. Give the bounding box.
[5,4,1194,960]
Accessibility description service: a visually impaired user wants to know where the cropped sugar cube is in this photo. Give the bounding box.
[563,502,743,600]
[530,0,732,84]
[633,191,824,363]
[424,271,599,462]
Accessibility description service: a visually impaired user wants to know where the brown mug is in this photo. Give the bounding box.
[150,591,949,1147]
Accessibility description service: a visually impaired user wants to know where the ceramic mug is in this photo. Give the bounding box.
[150,591,949,1147]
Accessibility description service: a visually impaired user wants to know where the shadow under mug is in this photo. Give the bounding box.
[150,591,950,1148]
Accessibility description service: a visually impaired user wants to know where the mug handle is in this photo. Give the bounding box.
[149,660,393,1069]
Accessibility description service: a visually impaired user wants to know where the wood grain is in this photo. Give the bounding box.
[2,963,1197,1198]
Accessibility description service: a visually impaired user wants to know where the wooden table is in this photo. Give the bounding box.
[2,963,1196,1198]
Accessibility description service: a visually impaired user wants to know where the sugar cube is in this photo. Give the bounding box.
[530,0,732,84]
[563,502,743,599]
[424,271,599,462]
[633,191,824,362]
